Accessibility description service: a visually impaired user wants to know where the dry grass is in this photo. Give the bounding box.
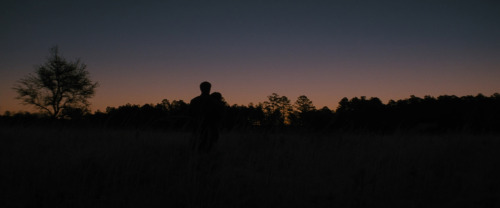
[1,125,499,207]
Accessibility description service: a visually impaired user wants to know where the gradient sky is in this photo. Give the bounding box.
[1,0,500,113]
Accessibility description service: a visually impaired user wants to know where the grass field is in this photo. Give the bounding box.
[1,125,499,207]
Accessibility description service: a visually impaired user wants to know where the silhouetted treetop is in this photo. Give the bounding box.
[263,93,293,126]
[294,95,315,113]
[13,46,98,119]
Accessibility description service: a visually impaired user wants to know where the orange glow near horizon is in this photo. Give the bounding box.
[2,62,500,114]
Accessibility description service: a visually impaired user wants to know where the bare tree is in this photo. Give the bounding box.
[13,46,98,118]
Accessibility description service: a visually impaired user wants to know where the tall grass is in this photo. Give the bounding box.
[1,125,499,207]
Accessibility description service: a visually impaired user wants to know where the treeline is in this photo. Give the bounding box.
[335,94,500,133]
[2,93,500,133]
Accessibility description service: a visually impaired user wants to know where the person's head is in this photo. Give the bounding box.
[200,81,211,95]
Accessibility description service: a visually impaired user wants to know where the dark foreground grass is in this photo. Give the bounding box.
[1,125,499,208]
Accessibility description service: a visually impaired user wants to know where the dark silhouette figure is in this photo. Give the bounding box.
[189,82,223,152]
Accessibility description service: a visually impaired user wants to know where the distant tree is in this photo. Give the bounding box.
[169,100,189,115]
[13,46,98,118]
[263,93,292,125]
[289,95,316,127]
[336,97,350,113]
[294,95,315,113]
[334,96,386,131]
[159,99,170,111]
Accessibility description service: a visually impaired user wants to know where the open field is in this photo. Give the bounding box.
[1,125,499,207]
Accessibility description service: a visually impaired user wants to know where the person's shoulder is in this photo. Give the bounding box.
[190,96,202,103]
[190,100,199,109]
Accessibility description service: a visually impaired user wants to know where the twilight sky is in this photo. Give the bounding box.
[1,0,500,113]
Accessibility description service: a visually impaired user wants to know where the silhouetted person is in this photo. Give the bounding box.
[189,82,223,152]
[210,91,225,130]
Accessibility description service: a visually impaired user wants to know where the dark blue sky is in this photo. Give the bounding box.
[1,0,500,112]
